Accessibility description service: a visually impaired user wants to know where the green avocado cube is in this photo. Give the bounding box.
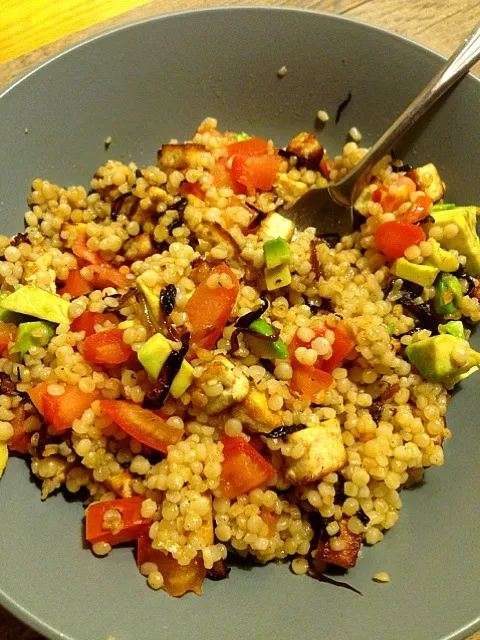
[429,206,480,275]
[439,321,465,339]
[138,333,194,397]
[265,263,291,291]
[0,291,29,324]
[13,321,55,359]
[235,132,251,141]
[244,318,288,360]
[136,276,160,323]
[1,286,70,325]
[424,239,459,272]
[392,258,439,287]
[405,334,480,383]
[264,238,290,269]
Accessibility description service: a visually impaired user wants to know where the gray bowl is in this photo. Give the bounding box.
[1,8,479,640]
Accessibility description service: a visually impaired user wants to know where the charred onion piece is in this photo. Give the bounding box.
[155,332,190,406]
[207,559,231,581]
[308,570,362,596]
[234,295,269,329]
[261,424,307,439]
[160,284,177,317]
[335,92,352,124]
[111,192,140,221]
[230,325,280,353]
[136,286,161,337]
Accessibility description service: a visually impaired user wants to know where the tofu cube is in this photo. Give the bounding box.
[260,212,295,242]
[285,418,346,484]
[105,469,133,498]
[194,355,249,415]
[232,388,282,434]
[157,143,208,170]
[410,163,444,203]
[316,517,362,569]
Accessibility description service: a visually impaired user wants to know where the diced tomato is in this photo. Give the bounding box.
[372,187,383,203]
[71,311,118,337]
[42,384,100,432]
[260,506,280,538]
[226,136,269,158]
[291,364,333,403]
[289,325,325,359]
[90,264,132,290]
[220,436,275,500]
[58,268,94,298]
[0,322,17,354]
[319,157,331,179]
[179,182,205,200]
[398,195,433,224]
[374,221,425,260]
[72,233,102,265]
[185,263,239,350]
[86,497,152,546]
[7,405,29,454]
[99,400,184,454]
[378,175,417,213]
[322,322,356,374]
[212,158,247,195]
[27,381,49,415]
[83,329,133,365]
[230,154,282,191]
[137,535,206,596]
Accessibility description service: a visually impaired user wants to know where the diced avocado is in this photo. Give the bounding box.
[0,291,29,324]
[138,333,172,379]
[434,273,462,315]
[265,263,291,291]
[439,320,465,339]
[425,239,459,272]
[444,365,479,388]
[432,203,455,212]
[235,132,251,141]
[243,318,288,359]
[405,334,480,383]
[263,237,290,269]
[392,258,439,287]
[136,276,160,323]
[261,212,295,242]
[137,333,193,397]
[170,360,194,398]
[13,321,55,359]
[387,322,395,336]
[429,206,480,275]
[0,443,7,479]
[1,286,70,325]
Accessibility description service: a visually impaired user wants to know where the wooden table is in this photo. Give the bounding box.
[0,1,479,639]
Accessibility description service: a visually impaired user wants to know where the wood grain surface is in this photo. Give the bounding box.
[0,1,479,639]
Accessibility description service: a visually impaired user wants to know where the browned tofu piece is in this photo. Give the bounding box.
[232,388,282,434]
[105,468,133,498]
[123,232,154,261]
[157,143,206,170]
[317,517,362,569]
[408,163,444,202]
[286,132,324,169]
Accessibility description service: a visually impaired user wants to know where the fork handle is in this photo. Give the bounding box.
[331,21,480,205]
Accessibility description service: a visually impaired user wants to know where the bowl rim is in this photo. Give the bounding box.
[1,7,479,640]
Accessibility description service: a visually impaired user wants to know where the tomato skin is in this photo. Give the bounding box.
[90,264,132,290]
[212,158,247,195]
[291,364,333,403]
[179,182,205,200]
[86,497,152,546]
[226,136,269,158]
[83,329,133,365]
[374,221,425,260]
[7,405,29,454]
[230,154,282,191]
[71,311,118,337]
[398,195,432,224]
[72,234,102,265]
[58,269,94,298]
[44,385,100,432]
[27,381,49,415]
[322,322,356,374]
[0,322,17,354]
[99,399,184,454]
[185,263,239,350]
[137,534,206,596]
[220,436,275,500]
